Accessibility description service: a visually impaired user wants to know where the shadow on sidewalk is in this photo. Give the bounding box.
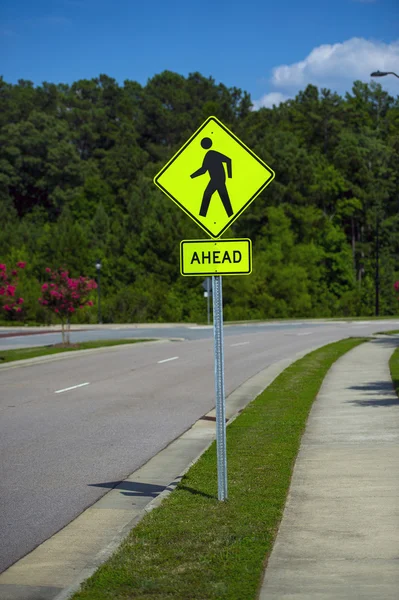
[348,394,399,407]
[348,381,399,407]
[88,479,179,497]
[369,336,399,348]
[344,336,399,407]
[88,478,216,500]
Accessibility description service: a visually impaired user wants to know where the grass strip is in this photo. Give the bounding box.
[0,339,155,363]
[72,337,367,600]
[376,330,399,335]
[389,345,399,396]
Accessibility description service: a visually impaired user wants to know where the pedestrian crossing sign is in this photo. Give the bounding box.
[154,116,275,239]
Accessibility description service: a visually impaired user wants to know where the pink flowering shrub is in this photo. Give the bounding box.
[0,262,25,316]
[39,267,97,344]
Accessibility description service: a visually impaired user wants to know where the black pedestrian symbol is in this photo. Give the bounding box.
[190,137,233,218]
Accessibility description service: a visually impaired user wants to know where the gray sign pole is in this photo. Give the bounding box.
[207,277,211,325]
[212,275,228,501]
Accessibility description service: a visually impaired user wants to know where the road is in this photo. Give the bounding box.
[0,319,398,574]
[0,319,392,349]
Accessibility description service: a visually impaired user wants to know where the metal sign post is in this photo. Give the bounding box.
[154,116,275,502]
[212,275,228,501]
[206,277,211,325]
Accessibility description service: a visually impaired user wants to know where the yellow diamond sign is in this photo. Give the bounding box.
[154,116,275,239]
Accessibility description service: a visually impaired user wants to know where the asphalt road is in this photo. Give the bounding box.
[0,319,397,349]
[1,319,398,574]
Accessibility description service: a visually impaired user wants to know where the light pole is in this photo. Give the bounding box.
[95,260,102,324]
[370,70,399,79]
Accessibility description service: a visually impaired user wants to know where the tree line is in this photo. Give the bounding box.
[0,71,398,323]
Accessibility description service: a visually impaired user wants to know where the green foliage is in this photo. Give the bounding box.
[0,74,398,321]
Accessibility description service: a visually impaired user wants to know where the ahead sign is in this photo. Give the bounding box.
[180,239,252,276]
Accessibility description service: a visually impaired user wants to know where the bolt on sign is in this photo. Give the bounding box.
[153,116,275,239]
[180,239,252,276]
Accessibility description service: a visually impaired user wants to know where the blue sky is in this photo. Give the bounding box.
[1,0,399,107]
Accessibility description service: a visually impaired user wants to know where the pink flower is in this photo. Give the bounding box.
[12,269,18,276]
[3,304,10,311]
[394,281,399,291]
[18,297,24,304]
[87,300,94,306]
[6,285,16,296]
[45,267,51,273]
[68,307,75,312]
[17,262,26,269]
[42,283,49,291]
[16,307,22,313]
[0,264,6,270]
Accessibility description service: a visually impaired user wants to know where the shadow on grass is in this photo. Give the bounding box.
[177,485,217,500]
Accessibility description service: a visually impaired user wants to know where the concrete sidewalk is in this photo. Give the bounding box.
[260,336,399,599]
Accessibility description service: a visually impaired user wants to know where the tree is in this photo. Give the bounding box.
[38,268,97,344]
[0,261,25,318]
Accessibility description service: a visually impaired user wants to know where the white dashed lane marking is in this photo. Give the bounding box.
[157,356,179,364]
[55,382,90,394]
[230,342,250,347]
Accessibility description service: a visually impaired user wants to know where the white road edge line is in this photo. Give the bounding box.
[157,356,179,364]
[55,382,90,394]
[297,332,313,336]
[230,342,250,347]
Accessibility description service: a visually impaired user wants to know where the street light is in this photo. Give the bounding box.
[370,70,399,79]
[95,260,102,324]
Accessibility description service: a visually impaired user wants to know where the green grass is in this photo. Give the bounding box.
[71,337,367,600]
[389,346,399,397]
[0,339,155,364]
[375,330,399,335]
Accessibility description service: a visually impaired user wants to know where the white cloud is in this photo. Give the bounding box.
[253,37,399,109]
[272,38,399,88]
[252,92,289,109]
